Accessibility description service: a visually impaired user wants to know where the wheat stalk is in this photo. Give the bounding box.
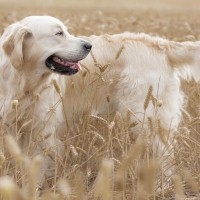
[181,169,199,193]
[12,100,18,137]
[87,130,105,143]
[115,45,125,60]
[173,175,184,200]
[148,117,154,137]
[70,145,78,157]
[90,115,109,126]
[181,108,192,122]
[93,159,114,200]
[188,117,200,126]
[80,63,90,73]
[52,78,69,132]
[5,135,22,163]
[26,155,42,199]
[106,94,110,103]
[115,136,144,190]
[74,171,85,200]
[143,85,153,110]
[58,178,71,198]
[0,177,15,199]
[91,50,97,64]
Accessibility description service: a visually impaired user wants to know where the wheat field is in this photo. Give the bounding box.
[0,0,200,199]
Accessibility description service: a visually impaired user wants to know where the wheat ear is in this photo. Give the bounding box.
[53,78,69,132]
[144,85,153,110]
[12,100,18,137]
[115,45,125,60]
[173,175,184,200]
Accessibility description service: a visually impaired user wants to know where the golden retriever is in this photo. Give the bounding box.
[0,16,92,189]
[0,15,199,190]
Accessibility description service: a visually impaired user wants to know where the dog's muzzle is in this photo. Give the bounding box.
[45,41,92,75]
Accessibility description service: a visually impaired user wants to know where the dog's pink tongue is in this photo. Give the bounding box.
[66,61,82,70]
[77,63,82,70]
[76,63,82,70]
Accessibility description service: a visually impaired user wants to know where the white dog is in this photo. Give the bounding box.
[0,16,199,191]
[0,16,92,189]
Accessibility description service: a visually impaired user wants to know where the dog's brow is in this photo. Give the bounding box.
[57,25,61,28]
[58,24,68,31]
[55,25,63,31]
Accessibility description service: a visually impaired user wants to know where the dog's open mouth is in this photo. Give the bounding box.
[45,55,82,75]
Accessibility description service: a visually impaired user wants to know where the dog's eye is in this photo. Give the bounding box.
[56,31,63,36]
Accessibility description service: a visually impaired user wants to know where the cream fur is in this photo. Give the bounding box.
[79,33,196,132]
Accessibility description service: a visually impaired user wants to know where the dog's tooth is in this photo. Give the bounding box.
[71,65,76,69]
[51,65,55,70]
[53,57,57,61]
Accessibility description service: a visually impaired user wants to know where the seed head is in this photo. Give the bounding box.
[52,79,61,94]
[12,100,18,109]
[0,176,16,200]
[5,135,22,163]
[143,85,153,110]
[106,94,110,103]
[157,100,162,107]
[115,45,125,60]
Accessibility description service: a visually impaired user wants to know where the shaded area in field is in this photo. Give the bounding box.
[0,0,200,42]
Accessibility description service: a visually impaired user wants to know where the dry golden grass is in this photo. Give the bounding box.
[0,1,200,199]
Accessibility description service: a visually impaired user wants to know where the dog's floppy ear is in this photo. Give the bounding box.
[2,23,29,69]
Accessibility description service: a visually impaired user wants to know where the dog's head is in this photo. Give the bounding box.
[2,16,92,75]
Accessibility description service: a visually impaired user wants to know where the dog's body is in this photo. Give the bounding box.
[67,33,200,134]
[1,16,200,190]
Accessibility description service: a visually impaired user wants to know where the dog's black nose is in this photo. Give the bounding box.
[84,42,92,51]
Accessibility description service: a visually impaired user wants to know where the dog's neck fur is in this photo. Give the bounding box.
[0,50,53,122]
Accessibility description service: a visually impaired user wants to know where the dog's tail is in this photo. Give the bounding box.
[167,41,200,82]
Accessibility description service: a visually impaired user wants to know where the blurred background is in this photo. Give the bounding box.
[0,0,200,10]
[1,0,200,42]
